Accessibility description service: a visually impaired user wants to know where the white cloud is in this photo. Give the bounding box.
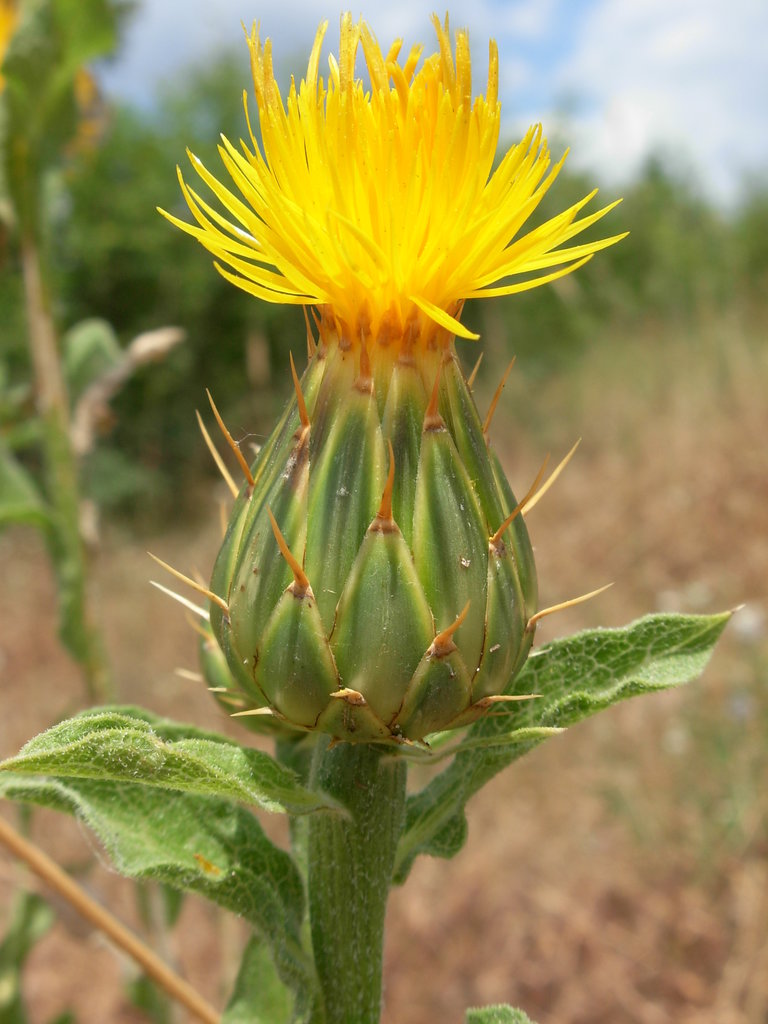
[552,0,768,203]
[460,0,559,41]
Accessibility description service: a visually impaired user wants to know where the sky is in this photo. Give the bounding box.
[99,0,768,207]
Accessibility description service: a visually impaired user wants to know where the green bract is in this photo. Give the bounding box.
[205,336,537,745]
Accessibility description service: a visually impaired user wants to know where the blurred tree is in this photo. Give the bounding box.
[598,157,736,317]
[733,182,768,301]
[476,155,747,389]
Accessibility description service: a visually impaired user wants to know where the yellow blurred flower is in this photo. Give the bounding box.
[165,13,625,358]
[0,0,18,93]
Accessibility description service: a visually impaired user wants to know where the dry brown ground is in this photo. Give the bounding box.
[1,308,766,1023]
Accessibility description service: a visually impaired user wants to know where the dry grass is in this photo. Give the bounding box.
[1,306,766,1023]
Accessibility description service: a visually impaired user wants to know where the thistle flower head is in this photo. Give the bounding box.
[164,13,624,364]
[161,14,625,745]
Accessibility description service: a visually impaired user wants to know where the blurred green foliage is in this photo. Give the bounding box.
[475,157,768,380]
[0,891,75,1024]
[2,47,767,525]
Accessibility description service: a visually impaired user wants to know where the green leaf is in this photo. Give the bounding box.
[0,708,326,1002]
[0,706,343,817]
[466,1006,537,1024]
[0,774,314,997]
[0,892,57,1023]
[222,935,295,1024]
[0,441,50,532]
[61,318,122,402]
[395,612,731,881]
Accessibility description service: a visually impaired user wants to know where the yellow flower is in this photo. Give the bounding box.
[0,0,18,93]
[164,13,625,359]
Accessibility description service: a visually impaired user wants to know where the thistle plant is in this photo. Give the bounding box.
[0,14,730,1024]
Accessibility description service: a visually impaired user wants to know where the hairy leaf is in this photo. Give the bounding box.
[0,707,342,816]
[395,612,730,881]
[0,773,314,996]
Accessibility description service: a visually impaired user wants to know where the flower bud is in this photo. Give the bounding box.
[207,331,536,744]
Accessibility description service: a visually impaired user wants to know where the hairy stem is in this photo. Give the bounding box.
[307,741,407,1024]
[0,813,219,1024]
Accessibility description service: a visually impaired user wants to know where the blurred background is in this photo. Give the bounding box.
[1,1,766,1022]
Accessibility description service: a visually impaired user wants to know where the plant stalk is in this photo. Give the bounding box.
[20,231,112,702]
[307,740,406,1024]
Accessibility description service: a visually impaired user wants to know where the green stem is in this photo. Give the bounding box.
[20,232,112,702]
[307,741,406,1024]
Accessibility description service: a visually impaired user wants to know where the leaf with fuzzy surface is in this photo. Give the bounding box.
[395,612,730,881]
[0,705,327,1000]
[0,707,341,816]
[0,773,315,998]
